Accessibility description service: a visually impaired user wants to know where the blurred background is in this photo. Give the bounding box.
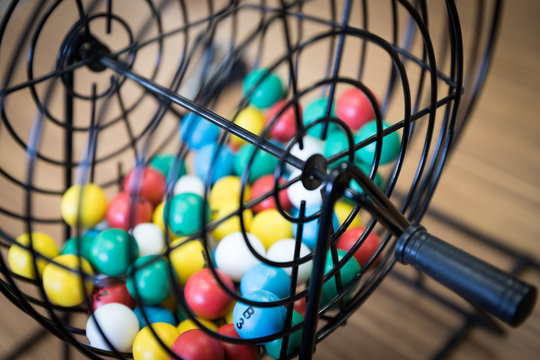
[0,0,538,359]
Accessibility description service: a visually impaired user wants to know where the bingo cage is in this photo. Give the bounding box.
[0,0,536,359]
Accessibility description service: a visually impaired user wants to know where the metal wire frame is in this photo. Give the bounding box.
[0,0,505,359]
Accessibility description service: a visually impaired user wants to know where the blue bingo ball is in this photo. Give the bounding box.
[193,143,235,185]
[240,263,291,299]
[133,306,176,328]
[180,112,221,150]
[233,289,285,340]
[291,205,340,249]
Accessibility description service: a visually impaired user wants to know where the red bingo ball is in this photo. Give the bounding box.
[250,175,292,213]
[336,87,379,131]
[185,269,234,320]
[91,282,134,312]
[217,324,259,360]
[293,296,307,317]
[170,329,225,360]
[336,227,381,268]
[123,167,166,206]
[265,100,302,142]
[106,192,153,231]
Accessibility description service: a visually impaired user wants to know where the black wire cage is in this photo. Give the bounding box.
[0,0,536,359]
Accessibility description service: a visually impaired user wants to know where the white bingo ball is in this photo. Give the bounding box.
[266,238,312,284]
[286,135,324,173]
[173,174,205,197]
[287,169,323,209]
[86,303,140,352]
[131,223,165,258]
[215,232,266,282]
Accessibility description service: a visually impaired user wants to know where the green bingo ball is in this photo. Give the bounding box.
[303,97,338,138]
[355,120,401,166]
[321,249,360,307]
[164,193,210,236]
[127,255,173,305]
[234,143,279,183]
[149,153,186,181]
[61,235,94,263]
[243,68,284,109]
[323,131,353,168]
[264,310,304,359]
[89,229,139,277]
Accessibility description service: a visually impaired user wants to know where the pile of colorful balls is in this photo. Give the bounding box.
[7,68,400,360]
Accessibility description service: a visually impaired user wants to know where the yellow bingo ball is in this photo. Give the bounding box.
[42,254,94,307]
[177,318,218,335]
[209,176,251,210]
[335,200,362,229]
[211,202,253,241]
[169,239,207,285]
[61,184,107,228]
[132,323,179,360]
[229,107,265,148]
[250,209,292,249]
[153,201,180,240]
[8,232,59,279]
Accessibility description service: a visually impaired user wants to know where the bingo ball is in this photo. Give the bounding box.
[123,167,166,206]
[336,87,378,131]
[193,143,235,185]
[8,232,59,279]
[149,153,187,181]
[42,254,94,307]
[321,249,361,307]
[323,130,352,168]
[61,235,93,262]
[233,289,285,340]
[337,227,381,268]
[177,318,218,334]
[249,209,292,250]
[86,303,139,352]
[209,176,251,210]
[266,238,312,284]
[133,306,176,328]
[91,282,135,312]
[61,183,107,228]
[243,68,284,109]
[291,205,340,250]
[132,323,179,360]
[180,112,221,150]
[212,202,253,242]
[170,329,225,360]
[303,97,338,138]
[229,107,265,148]
[132,223,166,258]
[217,323,259,360]
[293,296,307,317]
[106,192,153,231]
[286,169,323,209]
[234,143,278,183]
[215,232,266,282]
[264,310,304,359]
[240,263,290,299]
[127,255,173,305]
[185,268,234,320]
[249,174,292,213]
[355,120,401,166]
[173,174,205,198]
[89,228,139,277]
[164,193,210,237]
[265,100,301,142]
[169,239,207,285]
[334,200,362,229]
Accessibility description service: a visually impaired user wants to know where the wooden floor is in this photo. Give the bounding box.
[0,0,539,359]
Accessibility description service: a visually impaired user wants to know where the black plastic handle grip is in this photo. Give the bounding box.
[395,225,537,327]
